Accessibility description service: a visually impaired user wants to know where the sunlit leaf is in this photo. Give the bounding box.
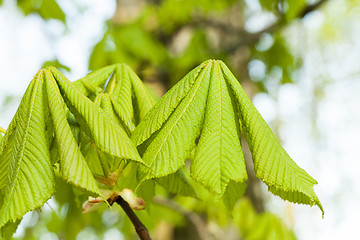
[156,170,196,197]
[192,63,247,196]
[49,67,144,165]
[222,61,323,214]
[133,60,322,212]
[133,62,211,178]
[45,70,100,195]
[75,63,155,128]
[0,72,55,228]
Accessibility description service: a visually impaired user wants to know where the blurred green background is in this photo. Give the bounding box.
[1,0,359,239]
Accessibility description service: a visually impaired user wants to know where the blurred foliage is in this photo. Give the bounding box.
[0,0,329,239]
[259,0,306,20]
[0,0,311,91]
[11,169,296,240]
[234,198,296,240]
[16,0,65,22]
[86,0,309,90]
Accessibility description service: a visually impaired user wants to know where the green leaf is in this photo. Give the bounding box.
[111,96,136,134]
[116,161,139,191]
[44,70,100,195]
[118,64,155,124]
[136,179,155,212]
[134,62,212,178]
[285,0,306,20]
[133,60,248,202]
[133,60,322,213]
[48,67,144,165]
[17,0,66,22]
[0,116,18,191]
[0,72,55,228]
[258,0,277,11]
[74,65,115,96]
[221,61,323,214]
[38,0,66,22]
[76,63,155,127]
[222,180,247,210]
[191,62,247,196]
[131,61,206,146]
[0,219,21,239]
[94,93,134,136]
[0,134,15,196]
[82,141,104,177]
[156,170,196,197]
[234,198,296,240]
[42,59,71,73]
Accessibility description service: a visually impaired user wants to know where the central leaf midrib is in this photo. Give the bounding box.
[1,73,41,219]
[215,62,224,192]
[149,63,212,169]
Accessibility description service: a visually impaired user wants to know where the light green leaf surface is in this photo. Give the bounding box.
[221,61,323,213]
[222,180,247,210]
[73,65,115,96]
[45,70,100,195]
[108,65,134,120]
[49,67,144,165]
[133,60,248,202]
[133,60,322,212]
[124,65,155,122]
[131,62,206,146]
[94,93,134,135]
[111,96,135,134]
[0,219,21,239]
[156,170,196,197]
[75,63,155,127]
[135,62,212,177]
[0,72,55,228]
[0,115,18,191]
[191,62,247,196]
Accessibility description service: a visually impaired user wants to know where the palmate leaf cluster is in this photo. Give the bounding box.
[0,60,322,236]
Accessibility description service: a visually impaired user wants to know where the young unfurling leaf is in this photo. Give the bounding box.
[132,60,322,213]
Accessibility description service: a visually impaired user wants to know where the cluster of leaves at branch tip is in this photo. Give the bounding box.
[0,60,323,235]
[132,59,323,214]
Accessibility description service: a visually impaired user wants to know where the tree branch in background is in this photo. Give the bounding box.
[153,197,213,240]
[193,0,329,53]
[300,0,328,18]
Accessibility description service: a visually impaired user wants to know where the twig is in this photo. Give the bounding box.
[153,197,213,240]
[193,0,329,52]
[300,0,328,18]
[114,196,152,240]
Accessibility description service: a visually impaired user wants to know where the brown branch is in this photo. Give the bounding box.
[233,0,328,49]
[192,0,329,52]
[153,197,213,240]
[114,196,152,240]
[300,0,328,18]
